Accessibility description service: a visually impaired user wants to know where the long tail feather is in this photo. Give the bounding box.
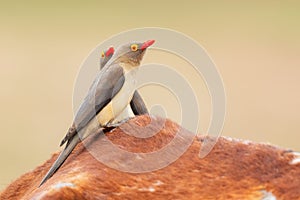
[39,134,80,187]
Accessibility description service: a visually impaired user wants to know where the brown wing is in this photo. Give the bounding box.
[60,61,121,146]
[73,63,125,132]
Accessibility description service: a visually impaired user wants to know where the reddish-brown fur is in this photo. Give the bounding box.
[1,115,300,199]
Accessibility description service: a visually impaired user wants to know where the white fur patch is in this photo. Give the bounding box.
[53,182,75,189]
[261,190,277,200]
[289,152,300,165]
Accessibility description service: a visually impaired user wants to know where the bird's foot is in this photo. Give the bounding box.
[106,117,132,128]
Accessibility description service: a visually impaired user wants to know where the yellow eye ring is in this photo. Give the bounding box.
[101,51,105,58]
[131,44,138,51]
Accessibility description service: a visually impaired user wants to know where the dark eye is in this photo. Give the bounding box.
[131,44,138,51]
[101,51,105,58]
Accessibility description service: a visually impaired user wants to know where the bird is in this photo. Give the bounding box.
[59,46,148,147]
[39,40,155,186]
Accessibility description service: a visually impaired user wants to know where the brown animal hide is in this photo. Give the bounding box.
[1,116,300,200]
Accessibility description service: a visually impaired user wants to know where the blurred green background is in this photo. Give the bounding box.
[1,1,299,190]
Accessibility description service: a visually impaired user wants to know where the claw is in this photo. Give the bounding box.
[106,117,132,128]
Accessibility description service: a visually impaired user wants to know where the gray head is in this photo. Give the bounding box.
[109,40,155,66]
[100,47,114,69]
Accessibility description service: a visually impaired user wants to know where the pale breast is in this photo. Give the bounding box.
[97,66,138,126]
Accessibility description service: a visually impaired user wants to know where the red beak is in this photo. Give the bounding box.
[140,40,155,50]
[105,47,114,57]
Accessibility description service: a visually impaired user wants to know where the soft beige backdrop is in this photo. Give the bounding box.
[1,1,299,190]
